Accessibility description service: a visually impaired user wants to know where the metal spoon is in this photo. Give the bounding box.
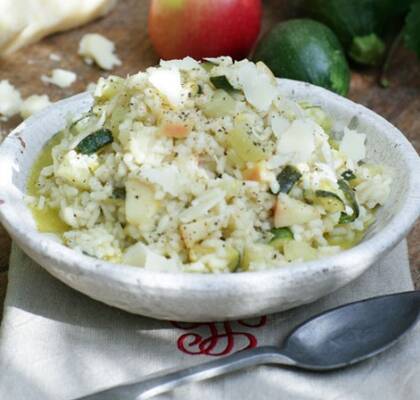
[77,290,420,400]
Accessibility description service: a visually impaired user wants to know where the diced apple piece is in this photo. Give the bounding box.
[283,241,317,262]
[274,193,319,228]
[188,245,214,262]
[123,242,178,271]
[180,217,222,248]
[125,179,160,231]
[202,89,236,118]
[224,246,240,272]
[243,165,263,181]
[242,162,271,182]
[160,122,190,139]
[241,243,280,271]
[226,127,266,163]
[226,148,245,169]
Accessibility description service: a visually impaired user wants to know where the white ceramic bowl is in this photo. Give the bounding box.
[0,80,419,322]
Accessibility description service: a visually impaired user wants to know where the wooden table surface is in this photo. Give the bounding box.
[0,0,419,316]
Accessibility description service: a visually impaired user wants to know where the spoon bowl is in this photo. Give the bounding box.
[281,290,420,369]
[76,291,420,399]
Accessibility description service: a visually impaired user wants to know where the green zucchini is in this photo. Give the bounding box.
[210,76,238,93]
[76,128,114,155]
[314,190,345,213]
[269,227,294,251]
[253,19,350,96]
[112,187,126,199]
[338,179,360,224]
[300,0,410,66]
[341,169,356,181]
[275,165,302,194]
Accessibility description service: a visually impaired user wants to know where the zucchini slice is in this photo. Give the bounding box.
[314,190,345,213]
[341,169,356,181]
[338,179,360,223]
[76,128,113,155]
[275,165,302,194]
[112,187,126,199]
[270,227,294,251]
[210,75,238,93]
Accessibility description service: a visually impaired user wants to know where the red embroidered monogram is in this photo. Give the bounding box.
[171,317,267,356]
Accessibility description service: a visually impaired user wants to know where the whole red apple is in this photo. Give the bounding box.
[149,0,262,60]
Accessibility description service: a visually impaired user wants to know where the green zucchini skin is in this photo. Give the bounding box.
[271,227,294,241]
[253,19,350,96]
[300,0,411,65]
[341,169,356,181]
[209,75,237,93]
[76,128,114,155]
[338,179,360,224]
[275,165,302,194]
[314,190,345,213]
[112,187,126,199]
[269,227,294,251]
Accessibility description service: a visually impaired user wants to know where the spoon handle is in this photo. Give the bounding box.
[75,346,295,400]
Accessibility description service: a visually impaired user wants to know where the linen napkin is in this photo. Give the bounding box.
[0,241,418,400]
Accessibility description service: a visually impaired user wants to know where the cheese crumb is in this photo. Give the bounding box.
[236,62,277,112]
[0,80,22,120]
[149,68,184,106]
[78,33,121,70]
[49,53,62,62]
[20,95,51,119]
[277,119,315,162]
[41,69,77,88]
[340,128,366,164]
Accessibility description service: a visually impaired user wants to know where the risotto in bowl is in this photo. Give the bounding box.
[0,57,418,320]
[27,57,391,272]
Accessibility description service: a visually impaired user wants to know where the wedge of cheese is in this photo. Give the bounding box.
[0,0,117,56]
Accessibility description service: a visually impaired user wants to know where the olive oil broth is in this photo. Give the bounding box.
[27,131,70,235]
